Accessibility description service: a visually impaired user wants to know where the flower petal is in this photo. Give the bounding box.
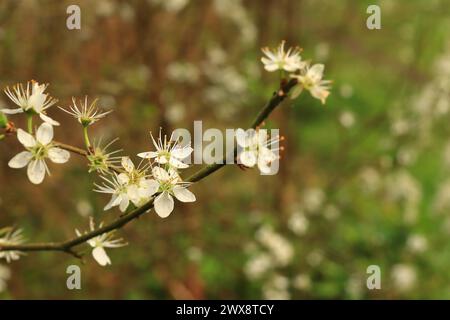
[152,167,170,181]
[119,196,129,212]
[290,85,304,99]
[0,108,23,115]
[17,129,36,148]
[308,64,324,82]
[117,173,129,185]
[39,113,60,126]
[104,194,121,211]
[48,147,70,163]
[27,159,46,184]
[121,157,134,172]
[139,179,159,197]
[171,146,193,159]
[36,122,54,145]
[236,128,249,147]
[257,158,272,174]
[92,247,111,266]
[137,151,158,159]
[173,186,196,203]
[8,151,32,168]
[154,192,174,218]
[264,63,280,72]
[169,157,189,169]
[239,150,257,167]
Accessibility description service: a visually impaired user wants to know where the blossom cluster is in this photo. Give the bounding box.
[0,41,332,270]
[261,40,332,104]
[96,131,196,219]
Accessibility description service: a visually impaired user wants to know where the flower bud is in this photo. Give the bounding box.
[0,111,7,128]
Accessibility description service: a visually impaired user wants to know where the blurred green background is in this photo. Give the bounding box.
[1,0,450,299]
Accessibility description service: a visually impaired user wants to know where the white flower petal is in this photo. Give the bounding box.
[290,85,304,99]
[139,179,159,197]
[169,157,189,169]
[239,150,257,167]
[121,157,134,172]
[257,158,272,174]
[152,167,170,181]
[8,151,32,168]
[171,146,193,159]
[27,159,46,184]
[36,123,54,145]
[310,86,330,104]
[48,147,70,163]
[236,128,249,147]
[1,108,23,114]
[117,173,129,185]
[92,247,111,266]
[156,155,168,164]
[104,194,121,211]
[173,186,196,203]
[264,63,280,72]
[119,197,129,212]
[137,151,158,159]
[39,113,60,126]
[17,129,36,148]
[154,192,174,218]
[308,64,324,82]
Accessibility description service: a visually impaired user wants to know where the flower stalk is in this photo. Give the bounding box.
[83,126,91,149]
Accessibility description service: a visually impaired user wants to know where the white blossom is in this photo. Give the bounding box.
[244,253,272,280]
[236,128,280,174]
[151,167,196,218]
[288,211,309,235]
[262,274,290,300]
[75,218,127,266]
[256,226,293,267]
[406,234,428,254]
[293,274,311,291]
[8,123,70,184]
[261,41,305,73]
[59,96,112,126]
[138,130,193,169]
[391,264,417,292]
[291,63,332,104]
[95,157,158,212]
[2,80,59,125]
[0,227,26,263]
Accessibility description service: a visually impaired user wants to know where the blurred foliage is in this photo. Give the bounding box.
[1,0,450,299]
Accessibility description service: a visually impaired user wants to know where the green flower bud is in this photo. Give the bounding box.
[0,111,7,128]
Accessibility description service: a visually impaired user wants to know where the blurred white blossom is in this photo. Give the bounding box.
[339,111,355,128]
[288,211,309,235]
[406,234,428,254]
[0,265,10,293]
[261,41,305,73]
[391,264,417,292]
[256,226,293,266]
[262,274,290,300]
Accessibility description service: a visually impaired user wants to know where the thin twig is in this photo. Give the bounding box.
[0,79,298,258]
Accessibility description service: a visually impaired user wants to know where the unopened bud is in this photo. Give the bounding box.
[0,112,7,128]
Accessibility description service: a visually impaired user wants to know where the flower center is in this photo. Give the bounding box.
[30,144,48,160]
